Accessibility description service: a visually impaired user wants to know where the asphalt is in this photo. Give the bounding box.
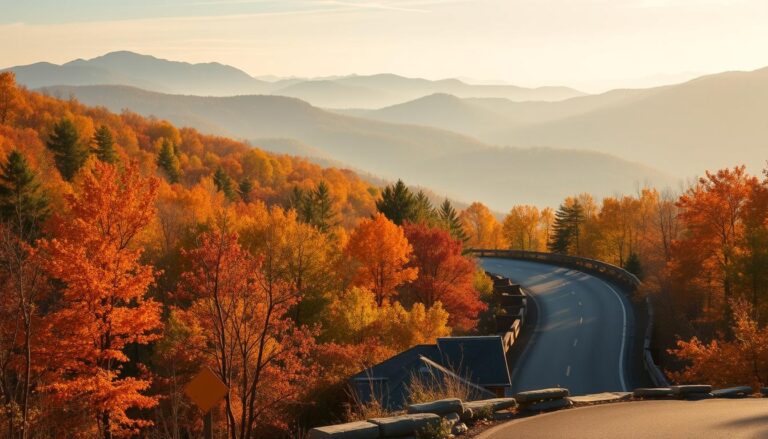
[477,399,768,438]
[480,258,631,395]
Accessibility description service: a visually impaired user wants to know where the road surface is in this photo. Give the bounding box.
[480,258,630,395]
[477,399,768,438]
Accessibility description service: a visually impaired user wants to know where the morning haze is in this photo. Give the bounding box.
[5,2,768,438]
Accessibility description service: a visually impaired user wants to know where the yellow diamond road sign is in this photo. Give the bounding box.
[185,367,229,413]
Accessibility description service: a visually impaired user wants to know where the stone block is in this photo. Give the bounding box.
[633,388,674,398]
[519,397,572,412]
[309,421,380,439]
[711,386,753,398]
[514,388,570,403]
[368,414,440,438]
[407,398,464,416]
[671,385,713,396]
[464,398,517,412]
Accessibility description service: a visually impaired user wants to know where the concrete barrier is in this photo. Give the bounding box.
[309,421,380,439]
[712,386,752,398]
[643,297,670,387]
[313,396,522,437]
[519,398,573,412]
[633,387,674,398]
[368,414,440,437]
[514,388,570,403]
[407,398,464,416]
[569,392,632,404]
[671,385,712,395]
[464,397,517,412]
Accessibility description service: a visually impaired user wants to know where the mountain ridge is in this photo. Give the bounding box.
[3,50,586,107]
[38,84,677,209]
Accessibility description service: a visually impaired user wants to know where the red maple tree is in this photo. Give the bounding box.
[403,223,486,331]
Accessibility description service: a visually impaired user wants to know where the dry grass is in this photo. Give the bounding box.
[344,375,396,421]
[344,396,393,421]
[406,366,485,404]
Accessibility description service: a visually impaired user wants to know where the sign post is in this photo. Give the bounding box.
[184,367,229,439]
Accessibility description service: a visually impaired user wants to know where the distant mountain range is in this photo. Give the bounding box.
[3,51,586,108]
[352,67,768,177]
[39,84,676,209]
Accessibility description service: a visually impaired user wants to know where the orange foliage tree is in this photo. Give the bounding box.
[0,72,25,126]
[38,161,162,437]
[672,166,759,321]
[669,299,768,389]
[177,225,316,438]
[345,213,417,306]
[402,223,486,331]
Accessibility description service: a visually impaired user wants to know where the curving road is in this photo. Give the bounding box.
[480,258,631,395]
[477,399,768,439]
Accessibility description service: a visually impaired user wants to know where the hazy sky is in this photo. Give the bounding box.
[2,0,768,91]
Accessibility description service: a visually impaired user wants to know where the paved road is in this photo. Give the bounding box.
[477,399,768,438]
[480,258,630,395]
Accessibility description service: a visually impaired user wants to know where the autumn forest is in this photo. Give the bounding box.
[2,55,768,439]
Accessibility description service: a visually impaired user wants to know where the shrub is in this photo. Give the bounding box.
[474,403,494,420]
[416,418,452,439]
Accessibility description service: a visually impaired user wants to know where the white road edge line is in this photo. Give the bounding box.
[596,278,629,392]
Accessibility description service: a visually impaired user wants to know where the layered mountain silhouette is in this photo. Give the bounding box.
[355,67,768,176]
[8,51,270,96]
[39,84,675,209]
[4,51,585,107]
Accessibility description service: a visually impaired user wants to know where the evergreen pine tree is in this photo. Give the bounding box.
[0,150,49,241]
[239,179,253,203]
[413,190,437,225]
[376,179,416,225]
[288,186,310,221]
[547,201,584,254]
[624,252,643,279]
[310,181,336,232]
[92,125,118,164]
[46,118,88,181]
[213,167,237,201]
[438,198,468,243]
[156,138,181,183]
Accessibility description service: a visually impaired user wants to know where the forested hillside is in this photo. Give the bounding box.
[41,84,677,209]
[0,72,492,437]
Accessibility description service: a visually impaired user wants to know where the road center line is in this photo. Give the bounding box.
[566,365,571,376]
[579,316,583,325]
[573,338,578,347]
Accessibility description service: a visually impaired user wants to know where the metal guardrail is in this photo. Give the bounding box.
[471,249,641,290]
[471,248,670,388]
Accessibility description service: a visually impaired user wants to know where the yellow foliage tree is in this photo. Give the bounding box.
[502,205,542,251]
[459,202,507,249]
[323,287,450,352]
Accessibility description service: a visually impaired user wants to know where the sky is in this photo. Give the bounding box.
[1,0,768,92]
